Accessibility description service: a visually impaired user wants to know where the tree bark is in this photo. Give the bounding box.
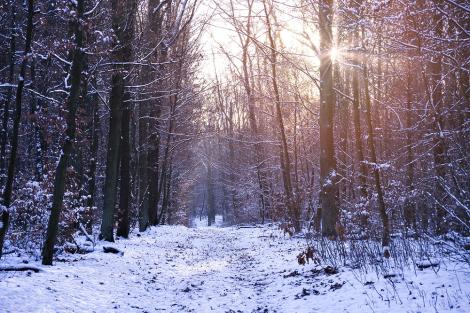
[429,2,447,234]
[0,0,34,260]
[318,0,338,237]
[99,0,136,241]
[42,0,84,265]
[138,100,149,231]
[0,5,16,183]
[147,0,165,226]
[351,30,368,199]
[404,64,416,230]
[100,74,124,241]
[263,0,300,232]
[84,88,100,233]
[116,92,131,238]
[363,59,390,254]
[207,162,215,226]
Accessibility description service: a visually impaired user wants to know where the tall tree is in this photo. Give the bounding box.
[351,29,367,199]
[116,92,132,238]
[429,1,447,234]
[318,0,338,237]
[263,0,300,232]
[42,0,85,265]
[138,95,150,231]
[0,5,17,183]
[99,0,136,241]
[0,0,34,259]
[363,59,390,256]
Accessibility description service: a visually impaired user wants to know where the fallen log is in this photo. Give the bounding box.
[416,259,440,270]
[79,223,95,244]
[0,265,42,273]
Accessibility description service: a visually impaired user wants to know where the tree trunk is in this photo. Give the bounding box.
[404,64,416,230]
[351,31,368,199]
[147,119,160,226]
[363,59,390,255]
[336,61,350,200]
[84,88,100,233]
[28,60,46,181]
[318,0,338,237]
[116,92,131,238]
[99,0,136,241]
[147,0,165,226]
[42,0,84,265]
[0,5,16,184]
[207,163,215,226]
[263,0,300,232]
[156,91,178,225]
[161,162,173,225]
[100,74,124,241]
[0,0,34,260]
[429,3,447,234]
[138,100,149,231]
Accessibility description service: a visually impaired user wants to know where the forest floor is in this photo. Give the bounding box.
[0,217,469,313]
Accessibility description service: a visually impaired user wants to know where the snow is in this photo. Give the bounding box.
[0,219,469,313]
[190,214,224,228]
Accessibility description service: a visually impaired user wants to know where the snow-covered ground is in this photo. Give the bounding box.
[1,219,469,313]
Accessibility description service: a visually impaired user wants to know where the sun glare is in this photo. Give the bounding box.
[330,47,340,62]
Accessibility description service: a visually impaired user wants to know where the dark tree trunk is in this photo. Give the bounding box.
[84,89,100,233]
[146,0,166,227]
[404,65,416,230]
[155,105,175,225]
[100,74,124,241]
[363,60,390,254]
[161,162,173,225]
[0,5,16,185]
[318,0,338,237]
[99,0,136,241]
[0,0,34,260]
[138,100,149,231]
[116,92,131,238]
[429,5,447,234]
[42,0,84,265]
[207,163,215,226]
[28,60,46,181]
[351,31,368,199]
[147,119,160,226]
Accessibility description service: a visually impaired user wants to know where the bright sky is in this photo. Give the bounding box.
[196,0,321,82]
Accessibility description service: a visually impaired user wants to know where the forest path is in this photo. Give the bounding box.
[1,223,469,313]
[0,224,309,313]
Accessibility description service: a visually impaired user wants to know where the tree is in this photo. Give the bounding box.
[351,28,367,199]
[318,0,338,237]
[99,0,136,241]
[363,57,390,256]
[263,0,300,232]
[0,4,17,183]
[0,0,34,259]
[116,92,132,238]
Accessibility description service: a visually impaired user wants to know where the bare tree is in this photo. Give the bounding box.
[318,0,338,237]
[0,0,34,259]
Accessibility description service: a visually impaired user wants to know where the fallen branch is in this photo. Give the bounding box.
[416,259,440,270]
[79,223,95,244]
[0,265,42,273]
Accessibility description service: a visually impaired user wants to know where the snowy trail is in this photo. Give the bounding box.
[1,223,469,313]
[0,225,303,313]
